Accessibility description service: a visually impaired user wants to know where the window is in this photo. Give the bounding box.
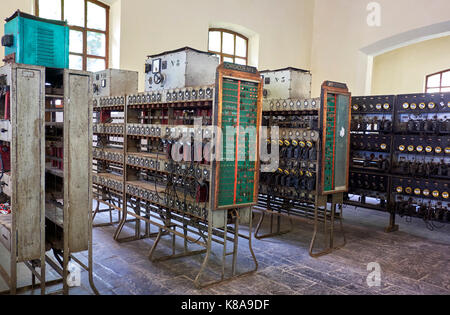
[426,69,450,93]
[36,0,109,72]
[208,29,248,65]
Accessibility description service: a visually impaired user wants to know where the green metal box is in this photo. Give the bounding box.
[2,10,69,69]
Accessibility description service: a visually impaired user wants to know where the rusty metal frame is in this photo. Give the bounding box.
[254,193,346,257]
[111,63,261,288]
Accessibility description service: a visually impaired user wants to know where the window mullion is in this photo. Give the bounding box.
[233,34,236,63]
[61,0,64,21]
[220,31,223,63]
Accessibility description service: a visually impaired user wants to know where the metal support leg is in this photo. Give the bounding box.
[310,195,346,257]
[88,212,99,295]
[62,248,69,295]
[385,210,399,233]
[231,217,239,277]
[10,256,16,295]
[221,222,228,281]
[254,209,293,239]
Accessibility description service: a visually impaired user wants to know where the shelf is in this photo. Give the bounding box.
[45,201,64,227]
[126,151,211,180]
[95,172,124,182]
[0,214,12,231]
[45,108,64,112]
[45,122,64,128]
[46,166,64,178]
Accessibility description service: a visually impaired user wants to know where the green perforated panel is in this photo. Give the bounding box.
[323,95,336,191]
[322,93,350,193]
[218,79,259,207]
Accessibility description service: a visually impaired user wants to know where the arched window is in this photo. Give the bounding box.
[426,69,450,93]
[208,28,248,65]
[35,0,109,72]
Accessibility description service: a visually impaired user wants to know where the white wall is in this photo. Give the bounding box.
[2,0,450,98]
[117,0,315,91]
[310,0,450,97]
[0,0,34,62]
[372,35,450,95]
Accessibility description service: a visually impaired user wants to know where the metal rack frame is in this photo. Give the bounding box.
[255,81,351,257]
[107,62,263,288]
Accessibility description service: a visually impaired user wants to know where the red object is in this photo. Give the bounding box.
[100,110,111,123]
[162,109,168,124]
[4,91,10,120]
[0,145,11,172]
[52,147,58,168]
[196,184,208,203]
[0,204,11,215]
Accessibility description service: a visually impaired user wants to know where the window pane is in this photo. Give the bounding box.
[69,54,83,70]
[87,2,106,31]
[39,0,61,20]
[208,31,221,52]
[69,30,83,54]
[427,88,440,94]
[236,36,247,58]
[235,58,246,65]
[223,56,233,63]
[222,32,234,55]
[442,71,450,86]
[87,32,106,57]
[427,74,441,88]
[87,58,106,72]
[441,87,450,92]
[64,0,85,27]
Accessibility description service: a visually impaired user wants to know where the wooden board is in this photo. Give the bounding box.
[211,63,263,210]
[64,70,92,253]
[11,65,45,262]
[318,81,351,195]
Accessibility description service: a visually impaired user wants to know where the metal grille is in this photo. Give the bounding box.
[36,27,55,65]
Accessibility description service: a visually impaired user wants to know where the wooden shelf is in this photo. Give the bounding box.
[0,214,12,231]
[46,166,64,178]
[45,201,64,228]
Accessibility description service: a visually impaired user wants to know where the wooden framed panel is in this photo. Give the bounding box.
[63,69,92,253]
[318,81,351,195]
[10,64,46,261]
[212,63,263,210]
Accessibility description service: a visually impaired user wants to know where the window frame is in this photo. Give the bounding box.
[35,0,110,71]
[208,28,248,65]
[425,68,450,93]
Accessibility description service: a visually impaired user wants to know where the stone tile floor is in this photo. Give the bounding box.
[2,205,449,295]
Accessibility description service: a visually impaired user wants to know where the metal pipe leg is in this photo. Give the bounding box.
[184,222,188,253]
[113,199,128,240]
[89,215,99,295]
[194,212,213,288]
[330,203,336,249]
[248,209,258,271]
[63,250,69,295]
[309,203,319,257]
[148,228,164,261]
[222,222,228,281]
[231,217,239,277]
